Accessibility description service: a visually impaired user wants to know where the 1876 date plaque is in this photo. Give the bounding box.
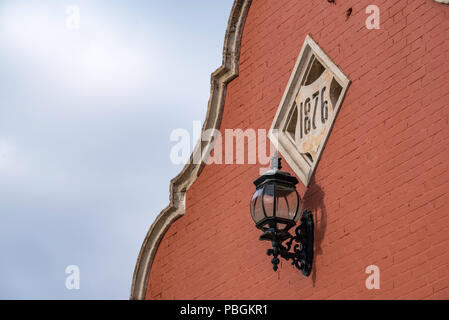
[269,35,350,186]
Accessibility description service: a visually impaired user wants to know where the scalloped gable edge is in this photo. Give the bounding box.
[130,0,252,300]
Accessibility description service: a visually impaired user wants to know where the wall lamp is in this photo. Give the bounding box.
[250,153,314,276]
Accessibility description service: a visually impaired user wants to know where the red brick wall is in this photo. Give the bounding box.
[146,0,449,299]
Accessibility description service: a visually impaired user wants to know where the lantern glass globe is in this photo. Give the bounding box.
[250,183,301,229]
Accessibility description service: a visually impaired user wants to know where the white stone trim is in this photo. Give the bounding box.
[269,35,351,187]
[130,0,252,300]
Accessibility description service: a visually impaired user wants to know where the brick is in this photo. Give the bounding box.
[145,0,449,300]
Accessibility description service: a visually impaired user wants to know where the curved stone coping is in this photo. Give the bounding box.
[130,0,252,300]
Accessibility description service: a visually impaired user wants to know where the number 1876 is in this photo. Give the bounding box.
[298,86,329,139]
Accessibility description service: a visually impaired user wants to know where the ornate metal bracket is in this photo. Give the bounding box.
[265,211,314,276]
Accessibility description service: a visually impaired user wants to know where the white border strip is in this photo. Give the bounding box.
[130,0,253,300]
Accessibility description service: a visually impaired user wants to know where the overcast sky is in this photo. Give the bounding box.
[0,0,234,299]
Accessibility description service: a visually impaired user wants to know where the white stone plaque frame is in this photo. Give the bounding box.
[269,35,351,187]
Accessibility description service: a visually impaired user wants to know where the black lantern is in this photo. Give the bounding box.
[250,153,314,276]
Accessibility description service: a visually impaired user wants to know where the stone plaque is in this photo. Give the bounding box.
[269,35,350,186]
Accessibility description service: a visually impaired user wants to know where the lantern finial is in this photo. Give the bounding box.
[270,152,282,170]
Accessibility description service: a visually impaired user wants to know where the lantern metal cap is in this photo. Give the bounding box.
[253,152,299,188]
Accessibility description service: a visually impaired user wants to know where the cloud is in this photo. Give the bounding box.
[0,138,15,171]
[1,1,154,102]
[0,0,234,299]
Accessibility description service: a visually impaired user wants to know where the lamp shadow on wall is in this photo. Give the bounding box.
[302,176,327,287]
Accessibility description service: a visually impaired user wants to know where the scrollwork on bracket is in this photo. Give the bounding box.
[265,211,314,276]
